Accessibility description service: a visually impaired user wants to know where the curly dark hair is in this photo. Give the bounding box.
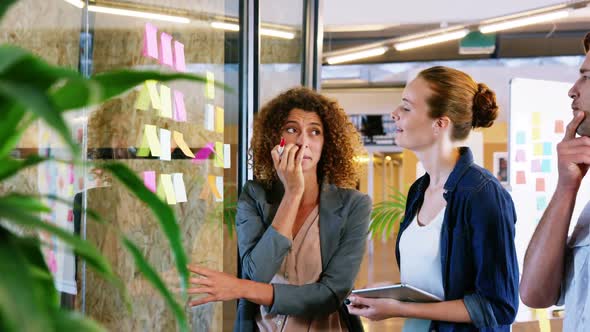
[250,87,362,189]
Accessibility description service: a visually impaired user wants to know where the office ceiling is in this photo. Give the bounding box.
[322,0,590,64]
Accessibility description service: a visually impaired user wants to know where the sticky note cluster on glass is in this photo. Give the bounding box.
[142,23,186,72]
[142,171,187,205]
[135,80,187,122]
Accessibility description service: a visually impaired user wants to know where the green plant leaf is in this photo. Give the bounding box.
[0,0,17,21]
[0,197,114,280]
[0,227,52,332]
[121,237,187,332]
[53,310,106,332]
[0,155,47,181]
[0,106,32,159]
[0,81,79,155]
[99,163,188,296]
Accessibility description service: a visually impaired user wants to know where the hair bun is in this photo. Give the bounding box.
[472,83,498,128]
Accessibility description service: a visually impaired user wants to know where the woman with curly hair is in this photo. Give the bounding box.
[346,66,519,331]
[187,87,372,331]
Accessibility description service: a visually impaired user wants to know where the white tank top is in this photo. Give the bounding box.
[399,208,446,332]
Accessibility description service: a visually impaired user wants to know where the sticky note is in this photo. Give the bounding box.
[142,23,159,59]
[516,131,526,145]
[214,142,224,168]
[173,90,187,122]
[224,144,231,169]
[192,143,215,164]
[146,80,161,110]
[536,197,547,211]
[172,173,187,203]
[215,107,224,133]
[534,143,543,156]
[515,149,526,162]
[159,32,174,67]
[532,160,542,172]
[205,104,215,131]
[532,127,541,140]
[173,40,186,72]
[135,83,150,111]
[67,209,73,222]
[516,171,526,185]
[199,181,210,200]
[207,175,223,202]
[159,129,171,161]
[157,174,176,205]
[137,124,161,157]
[543,142,551,156]
[536,309,551,332]
[542,159,551,173]
[532,112,541,125]
[536,178,545,192]
[143,171,157,193]
[206,71,215,99]
[555,120,564,134]
[159,85,172,118]
[173,131,195,158]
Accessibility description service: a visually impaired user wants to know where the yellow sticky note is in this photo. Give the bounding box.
[137,124,161,157]
[157,174,176,205]
[206,71,215,99]
[214,142,224,168]
[215,107,224,133]
[208,175,223,202]
[159,84,172,118]
[173,131,195,158]
[532,112,541,126]
[135,84,150,110]
[534,143,543,156]
[535,309,551,332]
[146,80,161,110]
[532,127,541,140]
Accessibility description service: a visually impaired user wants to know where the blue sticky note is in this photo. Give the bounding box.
[541,160,551,173]
[537,196,547,211]
[516,131,526,145]
[543,142,552,156]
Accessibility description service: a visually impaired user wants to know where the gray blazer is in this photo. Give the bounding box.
[234,180,371,332]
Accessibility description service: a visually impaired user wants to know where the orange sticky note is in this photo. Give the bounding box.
[208,175,223,202]
[555,120,564,134]
[516,171,526,185]
[173,131,195,158]
[536,178,545,192]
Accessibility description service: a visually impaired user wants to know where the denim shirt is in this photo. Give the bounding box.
[395,147,519,332]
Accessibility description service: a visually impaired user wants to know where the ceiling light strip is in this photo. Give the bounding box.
[394,29,469,51]
[479,10,570,33]
[326,46,388,64]
[87,5,191,24]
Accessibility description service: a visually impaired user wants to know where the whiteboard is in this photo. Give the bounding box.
[509,78,590,320]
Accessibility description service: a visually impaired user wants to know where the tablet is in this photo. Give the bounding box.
[351,283,443,303]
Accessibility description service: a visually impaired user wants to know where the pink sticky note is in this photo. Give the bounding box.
[67,210,73,222]
[536,178,545,192]
[143,171,157,193]
[159,32,174,67]
[516,171,526,185]
[173,90,187,122]
[142,23,159,59]
[515,150,526,162]
[173,40,186,72]
[47,250,57,273]
[192,143,215,164]
[555,120,564,134]
[69,164,75,184]
[532,160,542,172]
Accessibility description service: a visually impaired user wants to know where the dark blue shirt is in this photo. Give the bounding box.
[396,147,519,332]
